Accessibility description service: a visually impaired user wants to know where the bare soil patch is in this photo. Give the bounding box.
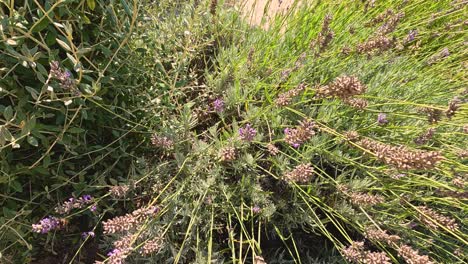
[240,0,299,28]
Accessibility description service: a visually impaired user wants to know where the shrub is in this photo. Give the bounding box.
[100,0,465,263]
[0,0,151,261]
[2,0,467,263]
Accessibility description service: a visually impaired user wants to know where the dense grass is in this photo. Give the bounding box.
[1,0,466,263]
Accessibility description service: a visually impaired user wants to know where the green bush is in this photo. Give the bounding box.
[0,0,150,261]
[1,0,467,263]
[92,1,466,263]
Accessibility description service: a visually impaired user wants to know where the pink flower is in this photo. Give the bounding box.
[239,124,257,142]
[212,98,224,113]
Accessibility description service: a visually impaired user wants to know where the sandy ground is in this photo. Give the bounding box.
[240,0,299,28]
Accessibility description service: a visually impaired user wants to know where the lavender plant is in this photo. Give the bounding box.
[4,0,467,263]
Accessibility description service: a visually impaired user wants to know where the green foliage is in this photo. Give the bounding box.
[1,0,467,263]
[117,0,466,263]
[0,0,150,261]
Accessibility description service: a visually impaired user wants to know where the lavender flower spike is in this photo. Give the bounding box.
[32,216,61,234]
[377,113,388,125]
[239,124,257,142]
[213,98,224,113]
[81,231,95,239]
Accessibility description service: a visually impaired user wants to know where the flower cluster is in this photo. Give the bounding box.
[365,9,395,27]
[32,216,62,234]
[247,47,255,68]
[364,252,392,264]
[151,134,174,149]
[49,61,76,90]
[284,119,316,147]
[110,185,130,198]
[317,75,366,99]
[428,48,450,65]
[417,206,458,231]
[457,149,468,159]
[212,98,225,113]
[404,29,418,44]
[55,195,94,214]
[413,128,436,145]
[358,138,443,170]
[349,191,384,207]
[82,231,95,239]
[341,241,391,264]
[284,163,314,183]
[275,83,306,106]
[267,143,279,155]
[343,97,369,109]
[219,146,236,161]
[341,241,365,262]
[341,46,352,55]
[344,130,360,142]
[365,228,400,245]
[435,189,468,199]
[397,245,434,264]
[113,233,135,252]
[239,124,257,142]
[316,14,334,51]
[419,107,442,124]
[280,53,307,82]
[210,0,218,16]
[252,205,261,214]
[446,97,461,119]
[95,248,130,264]
[377,113,388,125]
[357,35,395,54]
[254,256,267,264]
[452,177,465,188]
[140,236,163,255]
[103,206,160,234]
[378,11,404,35]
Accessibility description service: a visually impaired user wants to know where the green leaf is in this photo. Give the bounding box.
[3,207,16,218]
[3,106,13,120]
[10,181,23,193]
[31,17,50,33]
[56,38,71,51]
[43,154,51,168]
[45,29,57,46]
[87,0,96,11]
[66,53,78,67]
[27,136,38,147]
[22,117,36,135]
[67,127,85,133]
[245,153,254,165]
[120,0,132,16]
[82,15,91,24]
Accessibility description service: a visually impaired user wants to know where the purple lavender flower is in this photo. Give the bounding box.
[440,48,450,58]
[108,248,121,257]
[55,195,94,214]
[212,98,224,113]
[377,113,388,125]
[32,216,61,234]
[64,70,71,79]
[152,206,161,214]
[406,29,418,42]
[252,205,261,214]
[239,124,257,142]
[284,128,301,148]
[82,195,92,201]
[81,231,95,239]
[90,204,97,212]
